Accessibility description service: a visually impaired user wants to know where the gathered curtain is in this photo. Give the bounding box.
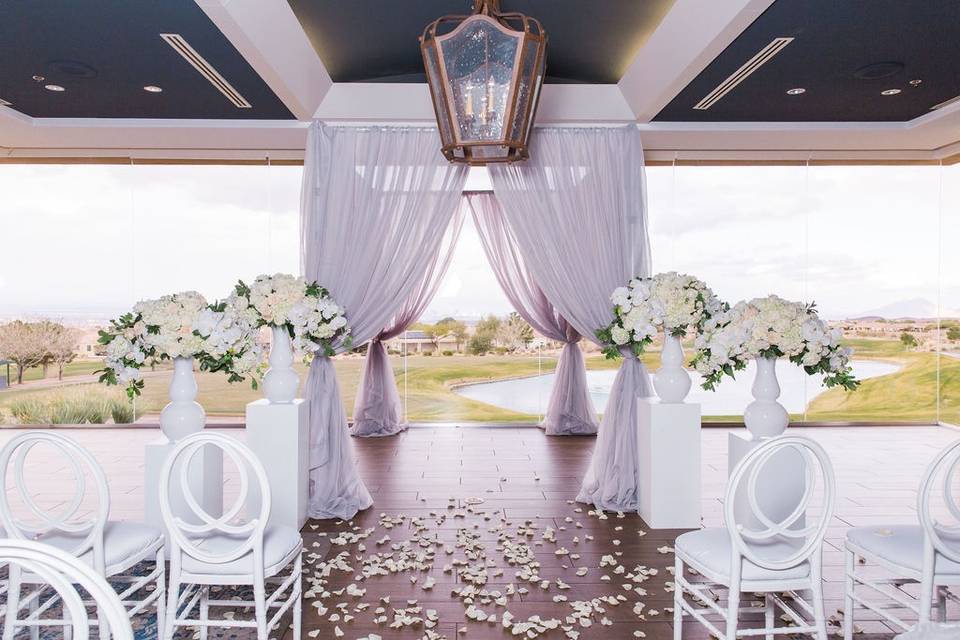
[300,122,468,519]
[466,192,599,435]
[351,207,465,437]
[488,125,653,511]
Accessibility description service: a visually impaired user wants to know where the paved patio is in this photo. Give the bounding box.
[1,424,957,638]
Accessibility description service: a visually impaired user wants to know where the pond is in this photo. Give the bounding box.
[453,359,900,417]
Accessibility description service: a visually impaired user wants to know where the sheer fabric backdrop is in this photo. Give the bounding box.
[351,207,465,437]
[467,192,599,435]
[300,123,468,518]
[489,125,653,511]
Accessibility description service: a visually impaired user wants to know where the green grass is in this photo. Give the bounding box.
[0,339,951,425]
[805,337,940,423]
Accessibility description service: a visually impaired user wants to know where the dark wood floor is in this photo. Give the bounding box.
[294,426,958,640]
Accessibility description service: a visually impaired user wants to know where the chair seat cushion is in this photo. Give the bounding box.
[847,525,960,575]
[676,528,810,582]
[181,525,301,576]
[39,521,162,574]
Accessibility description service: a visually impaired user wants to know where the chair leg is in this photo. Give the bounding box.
[726,588,740,640]
[810,560,829,640]
[764,593,774,640]
[919,543,935,624]
[164,575,180,640]
[254,583,268,640]
[3,565,22,640]
[673,556,683,640]
[843,550,855,640]
[154,548,167,640]
[293,553,303,640]
[199,586,209,640]
[28,595,39,640]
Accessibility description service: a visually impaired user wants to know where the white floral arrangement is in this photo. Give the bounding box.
[597,271,725,359]
[691,294,859,392]
[96,291,264,398]
[232,273,351,356]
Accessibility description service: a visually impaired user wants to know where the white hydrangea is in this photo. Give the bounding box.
[233,273,350,356]
[598,272,723,358]
[692,295,858,391]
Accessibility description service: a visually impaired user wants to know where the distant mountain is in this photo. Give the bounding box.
[850,298,960,320]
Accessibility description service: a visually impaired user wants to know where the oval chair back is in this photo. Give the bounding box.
[159,432,271,566]
[0,431,110,571]
[724,435,836,571]
[0,538,133,640]
[918,439,960,565]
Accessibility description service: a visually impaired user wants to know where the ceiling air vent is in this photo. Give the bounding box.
[160,33,252,109]
[693,37,794,110]
[931,95,960,111]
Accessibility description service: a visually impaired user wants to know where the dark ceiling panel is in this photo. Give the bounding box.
[286,0,675,84]
[0,1,293,119]
[655,0,960,122]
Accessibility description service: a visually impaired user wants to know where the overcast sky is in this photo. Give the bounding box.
[1,162,956,323]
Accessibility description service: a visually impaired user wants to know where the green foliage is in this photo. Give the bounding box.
[6,387,136,425]
[947,325,960,341]
[467,334,494,355]
[442,350,454,356]
[900,332,918,349]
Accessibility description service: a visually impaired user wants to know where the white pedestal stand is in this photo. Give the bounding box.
[728,431,806,529]
[245,399,310,531]
[637,399,702,529]
[144,437,223,558]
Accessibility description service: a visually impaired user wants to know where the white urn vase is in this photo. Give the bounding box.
[743,356,789,439]
[263,325,299,403]
[653,333,691,403]
[159,356,205,442]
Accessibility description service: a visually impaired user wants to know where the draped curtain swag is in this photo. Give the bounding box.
[300,122,468,519]
[466,192,599,435]
[488,125,653,511]
[352,207,465,437]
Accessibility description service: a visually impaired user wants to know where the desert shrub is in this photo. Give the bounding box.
[422,351,433,357]
[442,350,454,356]
[8,397,50,424]
[110,399,140,424]
[494,347,508,355]
[4,386,133,425]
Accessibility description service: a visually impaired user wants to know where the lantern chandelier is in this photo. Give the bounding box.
[420,0,547,165]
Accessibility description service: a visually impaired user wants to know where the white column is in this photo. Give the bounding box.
[245,399,310,530]
[637,398,702,528]
[728,431,806,530]
[144,436,223,557]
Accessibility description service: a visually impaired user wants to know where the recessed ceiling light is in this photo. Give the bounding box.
[881,88,901,96]
[786,87,806,95]
[44,84,65,92]
[909,79,923,86]
[143,85,163,93]
[32,75,45,82]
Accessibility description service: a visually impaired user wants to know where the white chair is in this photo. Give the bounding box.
[0,538,133,640]
[843,439,960,637]
[160,432,302,640]
[673,435,836,640]
[0,431,165,640]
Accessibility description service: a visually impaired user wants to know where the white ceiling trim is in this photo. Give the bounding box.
[618,0,777,123]
[194,0,331,120]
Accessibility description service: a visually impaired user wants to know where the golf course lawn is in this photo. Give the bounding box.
[0,339,950,424]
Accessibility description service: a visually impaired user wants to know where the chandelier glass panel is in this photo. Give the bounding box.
[421,0,547,164]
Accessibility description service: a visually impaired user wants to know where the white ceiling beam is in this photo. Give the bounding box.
[618,0,777,122]
[194,0,330,121]
[314,83,635,123]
